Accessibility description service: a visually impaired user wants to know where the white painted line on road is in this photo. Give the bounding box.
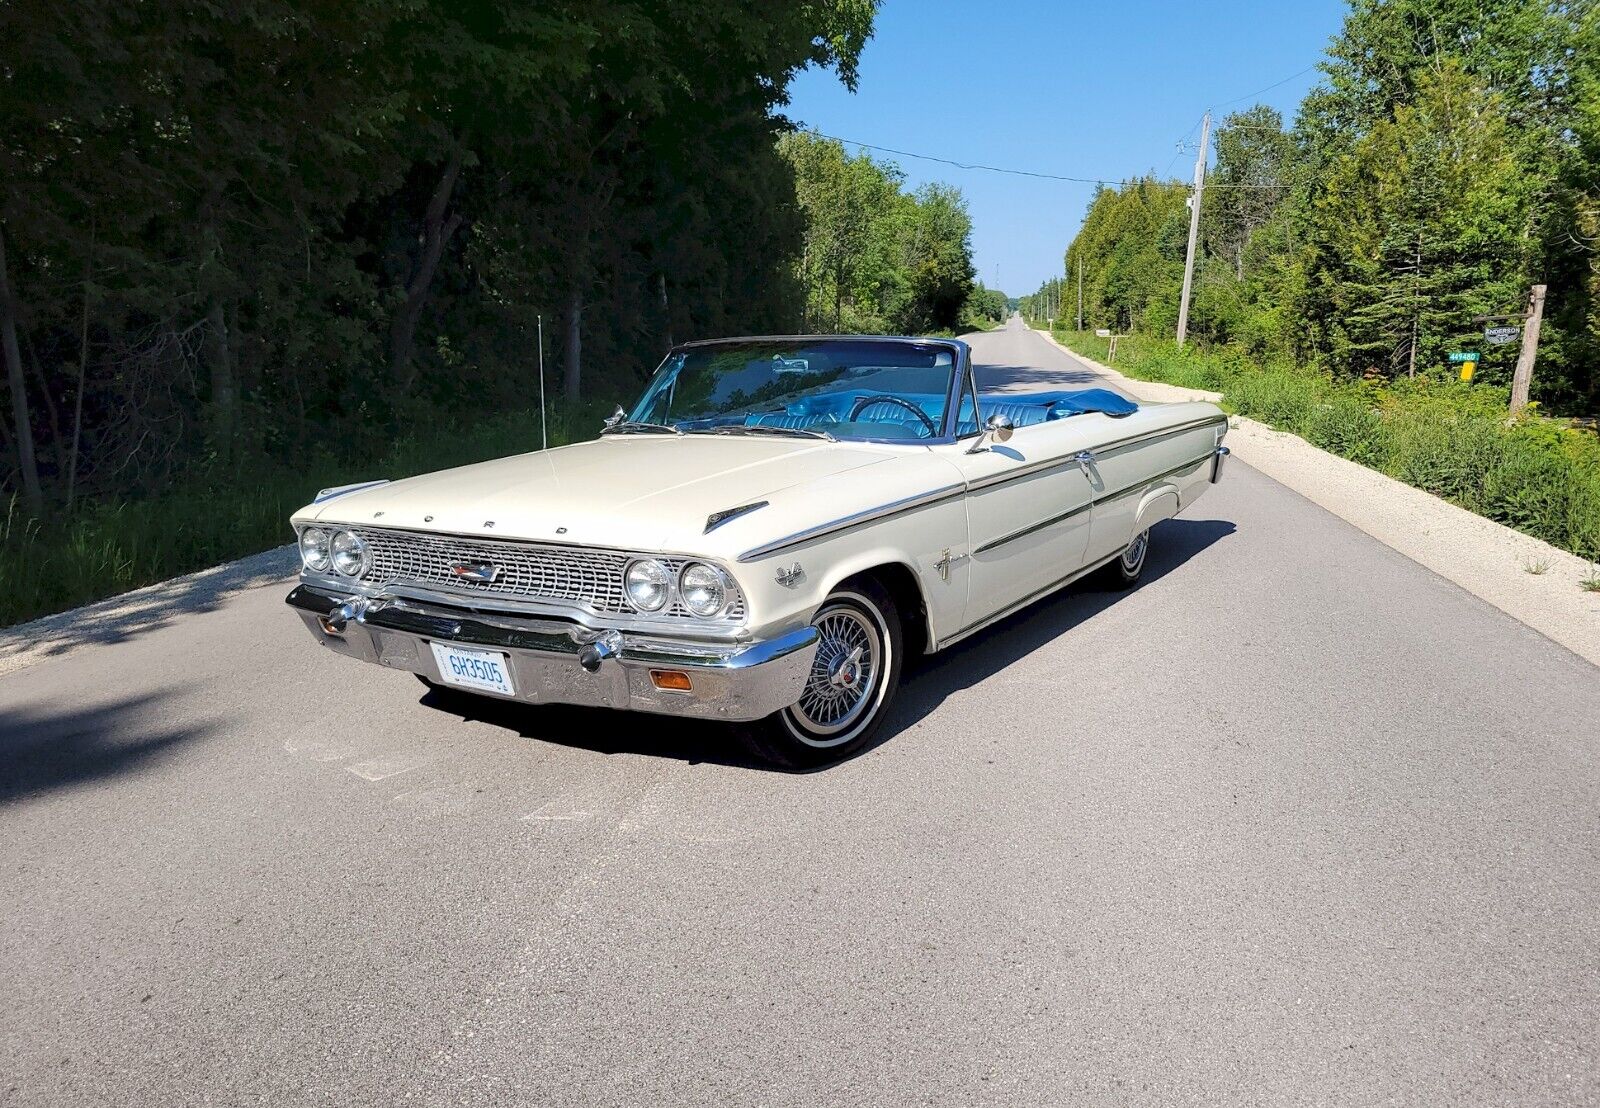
[520,796,593,822]
[283,737,358,763]
[347,754,431,781]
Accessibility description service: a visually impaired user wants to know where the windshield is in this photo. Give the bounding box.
[624,339,962,442]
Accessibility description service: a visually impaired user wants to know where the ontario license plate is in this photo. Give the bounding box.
[429,642,516,697]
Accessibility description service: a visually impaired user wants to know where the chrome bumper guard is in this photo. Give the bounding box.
[286,584,817,722]
[1211,444,1230,483]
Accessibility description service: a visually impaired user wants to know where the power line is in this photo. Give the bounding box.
[807,131,1126,186]
[1209,64,1320,111]
[803,130,1292,192]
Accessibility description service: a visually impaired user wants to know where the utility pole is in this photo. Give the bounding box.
[1076,255,1083,332]
[1176,111,1210,348]
[1509,283,1546,416]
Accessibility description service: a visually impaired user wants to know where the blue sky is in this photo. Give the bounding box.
[783,0,1348,297]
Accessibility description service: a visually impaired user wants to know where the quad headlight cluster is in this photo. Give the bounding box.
[625,558,735,618]
[299,526,370,578]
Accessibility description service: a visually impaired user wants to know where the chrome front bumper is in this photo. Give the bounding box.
[286,585,817,722]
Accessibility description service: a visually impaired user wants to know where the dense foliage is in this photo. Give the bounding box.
[0,0,881,518]
[779,133,977,335]
[1028,0,1599,414]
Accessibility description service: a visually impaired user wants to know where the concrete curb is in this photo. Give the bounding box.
[1041,331,1600,667]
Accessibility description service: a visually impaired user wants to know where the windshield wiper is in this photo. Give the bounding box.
[600,420,683,436]
[689,424,837,442]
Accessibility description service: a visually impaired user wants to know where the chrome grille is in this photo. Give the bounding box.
[347,527,744,620]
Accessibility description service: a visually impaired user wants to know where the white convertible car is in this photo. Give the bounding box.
[288,336,1228,766]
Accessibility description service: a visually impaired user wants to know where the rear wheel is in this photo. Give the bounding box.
[1102,527,1150,589]
[747,578,903,769]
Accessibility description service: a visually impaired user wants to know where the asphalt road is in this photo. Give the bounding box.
[4,318,1597,1107]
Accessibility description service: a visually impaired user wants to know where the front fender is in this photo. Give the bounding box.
[733,495,967,651]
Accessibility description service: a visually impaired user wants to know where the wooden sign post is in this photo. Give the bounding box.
[1509,284,1546,416]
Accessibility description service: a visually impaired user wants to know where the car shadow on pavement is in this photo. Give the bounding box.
[0,690,215,804]
[878,517,1237,750]
[416,517,1235,773]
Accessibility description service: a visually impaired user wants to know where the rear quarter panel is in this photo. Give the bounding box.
[1083,402,1227,560]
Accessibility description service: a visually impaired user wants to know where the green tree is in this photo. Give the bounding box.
[1305,64,1537,378]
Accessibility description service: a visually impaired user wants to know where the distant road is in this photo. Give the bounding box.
[3,316,1597,1106]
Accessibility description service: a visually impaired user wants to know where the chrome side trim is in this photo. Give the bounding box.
[1096,452,1214,504]
[965,415,1226,492]
[974,501,1093,555]
[736,483,965,563]
[936,549,1125,650]
[732,418,1222,565]
[970,451,1214,556]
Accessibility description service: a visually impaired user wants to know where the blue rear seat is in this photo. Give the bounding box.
[747,411,839,430]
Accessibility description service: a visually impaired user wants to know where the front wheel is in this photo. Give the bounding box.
[746,578,903,769]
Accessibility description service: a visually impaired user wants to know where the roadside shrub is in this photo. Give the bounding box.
[1305,395,1385,466]
[1382,410,1506,508]
[1227,370,1322,432]
[1480,438,1583,546]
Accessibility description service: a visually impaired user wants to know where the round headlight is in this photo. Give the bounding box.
[625,559,671,612]
[299,527,332,573]
[679,562,732,617]
[330,529,369,577]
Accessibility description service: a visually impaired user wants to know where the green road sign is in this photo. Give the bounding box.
[1448,352,1480,363]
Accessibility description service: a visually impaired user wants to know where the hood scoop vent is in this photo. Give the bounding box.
[704,501,769,534]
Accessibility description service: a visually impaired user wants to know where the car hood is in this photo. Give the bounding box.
[296,434,899,553]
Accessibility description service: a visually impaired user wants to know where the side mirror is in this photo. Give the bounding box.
[965,411,1014,454]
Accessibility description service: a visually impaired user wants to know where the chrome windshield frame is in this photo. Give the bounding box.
[631,335,973,447]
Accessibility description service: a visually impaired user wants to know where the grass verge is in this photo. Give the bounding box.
[1055,330,1600,564]
[0,401,607,628]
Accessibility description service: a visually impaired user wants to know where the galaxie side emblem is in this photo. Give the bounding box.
[451,561,501,584]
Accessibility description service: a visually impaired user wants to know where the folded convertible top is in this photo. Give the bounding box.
[1049,388,1139,418]
[978,388,1140,426]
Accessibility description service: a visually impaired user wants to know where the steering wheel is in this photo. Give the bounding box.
[847,394,940,438]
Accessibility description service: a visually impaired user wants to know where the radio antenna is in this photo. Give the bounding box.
[537,313,548,450]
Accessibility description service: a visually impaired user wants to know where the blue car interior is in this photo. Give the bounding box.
[735,387,1137,439]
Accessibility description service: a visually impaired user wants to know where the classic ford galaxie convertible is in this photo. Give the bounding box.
[288,336,1227,766]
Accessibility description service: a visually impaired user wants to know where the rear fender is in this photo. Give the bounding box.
[1133,487,1180,537]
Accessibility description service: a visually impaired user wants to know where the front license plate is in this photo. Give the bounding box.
[429,642,516,697]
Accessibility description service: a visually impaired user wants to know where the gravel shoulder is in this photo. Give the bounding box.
[1038,330,1600,668]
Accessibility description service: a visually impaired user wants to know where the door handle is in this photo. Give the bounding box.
[1074,450,1096,471]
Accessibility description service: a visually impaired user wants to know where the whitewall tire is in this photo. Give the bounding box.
[748,579,903,769]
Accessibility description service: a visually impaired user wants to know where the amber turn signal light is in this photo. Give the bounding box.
[649,670,692,691]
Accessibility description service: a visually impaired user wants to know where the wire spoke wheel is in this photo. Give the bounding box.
[781,591,895,749]
[1122,529,1149,573]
